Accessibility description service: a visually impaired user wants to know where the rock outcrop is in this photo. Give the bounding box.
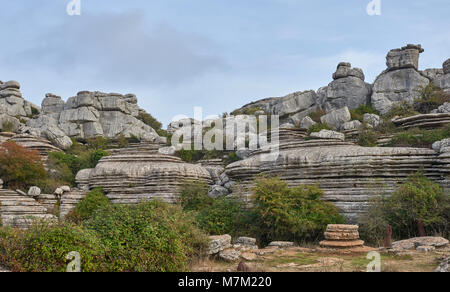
[9,134,61,161]
[25,91,163,149]
[393,113,450,129]
[81,145,212,204]
[319,63,372,112]
[372,45,429,114]
[320,225,364,249]
[0,189,56,228]
[225,139,440,222]
[432,59,450,92]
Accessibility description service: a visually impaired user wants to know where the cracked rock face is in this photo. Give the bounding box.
[26,91,162,149]
[386,44,424,71]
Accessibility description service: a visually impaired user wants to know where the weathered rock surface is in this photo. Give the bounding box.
[320,224,364,249]
[59,190,88,219]
[310,130,345,141]
[299,116,316,130]
[9,133,61,162]
[363,113,382,128]
[393,113,450,130]
[27,91,163,149]
[320,63,372,112]
[320,107,351,130]
[27,187,41,197]
[435,256,450,272]
[207,235,232,255]
[391,237,449,251]
[225,139,441,222]
[84,145,212,204]
[0,189,56,228]
[386,44,424,71]
[444,59,450,75]
[268,241,294,248]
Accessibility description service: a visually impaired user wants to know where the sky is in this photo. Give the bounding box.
[0,0,449,125]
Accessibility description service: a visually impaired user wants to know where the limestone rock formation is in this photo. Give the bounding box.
[320,107,351,130]
[320,63,372,112]
[320,224,364,248]
[59,190,88,219]
[372,45,429,114]
[393,113,450,130]
[432,59,450,92]
[363,113,382,128]
[391,237,449,251]
[299,116,316,130]
[0,189,56,228]
[207,234,232,255]
[435,256,450,272]
[225,139,440,222]
[82,145,212,204]
[9,134,61,161]
[310,130,345,141]
[26,91,163,149]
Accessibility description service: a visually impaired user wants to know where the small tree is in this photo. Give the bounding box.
[0,141,47,190]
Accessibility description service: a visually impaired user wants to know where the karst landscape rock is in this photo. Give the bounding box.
[0,43,449,272]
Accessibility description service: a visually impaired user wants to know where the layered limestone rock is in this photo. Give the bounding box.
[372,45,429,114]
[319,63,372,112]
[432,59,450,92]
[26,91,163,149]
[83,147,213,204]
[393,113,450,129]
[320,225,364,249]
[0,189,56,228]
[59,190,88,219]
[9,134,61,161]
[0,81,39,133]
[225,140,440,222]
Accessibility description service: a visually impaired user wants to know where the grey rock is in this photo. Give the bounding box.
[422,68,444,80]
[220,173,230,184]
[158,146,176,156]
[54,188,64,196]
[433,73,450,92]
[432,138,450,153]
[236,149,252,160]
[386,44,424,71]
[27,186,41,197]
[268,241,294,248]
[391,237,449,251]
[299,116,317,130]
[333,62,365,80]
[42,93,65,118]
[208,185,229,198]
[320,76,372,111]
[207,235,232,255]
[341,120,363,131]
[75,168,93,191]
[416,245,435,253]
[219,249,241,262]
[0,179,3,189]
[280,123,296,129]
[443,58,450,74]
[236,237,257,246]
[363,113,382,128]
[371,68,429,115]
[60,186,71,193]
[310,130,345,141]
[320,107,351,130]
[431,102,450,114]
[435,257,449,272]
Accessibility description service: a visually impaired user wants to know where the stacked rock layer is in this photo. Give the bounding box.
[320,225,364,248]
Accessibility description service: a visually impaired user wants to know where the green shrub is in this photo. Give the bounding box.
[388,125,450,148]
[309,109,327,123]
[358,128,379,147]
[0,222,107,272]
[359,173,449,244]
[83,201,208,272]
[308,123,331,134]
[251,176,345,244]
[350,105,380,122]
[413,84,450,114]
[385,101,419,119]
[179,181,213,211]
[136,112,168,136]
[0,141,47,191]
[384,173,449,239]
[0,121,15,132]
[65,188,110,224]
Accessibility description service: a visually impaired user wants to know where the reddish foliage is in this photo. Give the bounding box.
[0,141,47,190]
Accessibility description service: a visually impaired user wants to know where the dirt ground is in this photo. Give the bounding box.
[191,245,450,272]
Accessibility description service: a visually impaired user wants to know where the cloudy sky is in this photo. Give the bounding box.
[0,0,449,125]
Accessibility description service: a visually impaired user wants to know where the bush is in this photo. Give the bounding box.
[137,112,167,137]
[359,173,450,244]
[358,128,379,147]
[308,123,331,134]
[179,181,213,211]
[83,201,208,272]
[0,222,107,272]
[65,188,110,224]
[385,101,419,119]
[0,141,47,190]
[0,121,14,132]
[350,105,380,122]
[388,125,450,148]
[251,176,345,244]
[309,109,327,123]
[413,84,450,114]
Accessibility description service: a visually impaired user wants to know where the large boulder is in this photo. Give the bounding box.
[207,235,232,255]
[320,63,372,111]
[432,59,450,92]
[372,68,429,115]
[372,45,430,115]
[320,107,351,130]
[386,44,424,71]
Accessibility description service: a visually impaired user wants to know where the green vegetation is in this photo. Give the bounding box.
[387,125,450,148]
[0,121,15,132]
[65,188,110,224]
[0,222,107,272]
[309,109,327,123]
[385,100,419,119]
[413,83,450,114]
[0,141,47,191]
[231,107,265,116]
[137,111,168,137]
[357,128,379,147]
[251,176,345,244]
[308,123,331,134]
[350,104,380,122]
[83,201,208,272]
[359,173,450,244]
